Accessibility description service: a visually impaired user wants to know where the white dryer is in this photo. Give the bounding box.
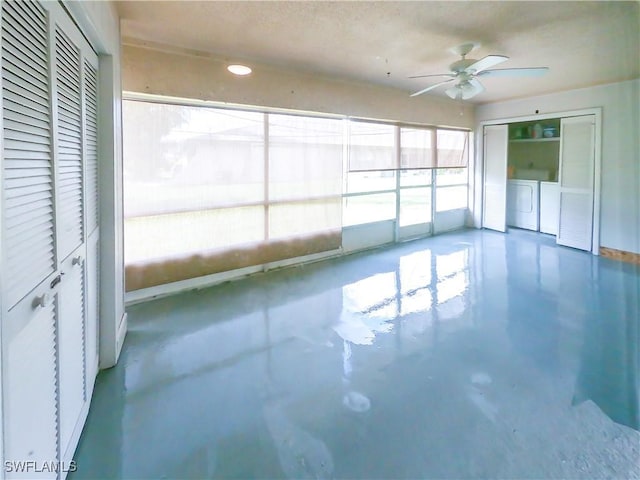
[507,180,540,231]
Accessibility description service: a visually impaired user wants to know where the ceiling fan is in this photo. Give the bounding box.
[410,42,549,100]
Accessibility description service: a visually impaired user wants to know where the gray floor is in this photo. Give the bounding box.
[72,229,640,479]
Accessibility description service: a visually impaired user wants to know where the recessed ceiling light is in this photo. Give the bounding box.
[227,64,252,76]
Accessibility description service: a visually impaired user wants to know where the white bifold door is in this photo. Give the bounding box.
[482,124,509,232]
[1,1,99,478]
[556,115,596,252]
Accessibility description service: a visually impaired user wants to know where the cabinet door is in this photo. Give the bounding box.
[482,124,508,232]
[557,115,595,251]
[539,183,559,235]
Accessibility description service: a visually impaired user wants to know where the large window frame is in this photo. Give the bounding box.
[344,121,470,236]
[122,93,471,291]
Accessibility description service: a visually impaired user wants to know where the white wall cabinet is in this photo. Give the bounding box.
[1,1,99,478]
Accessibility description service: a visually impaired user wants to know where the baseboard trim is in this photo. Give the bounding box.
[599,247,640,265]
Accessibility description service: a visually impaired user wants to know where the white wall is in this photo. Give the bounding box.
[121,42,475,129]
[475,79,640,255]
[66,1,126,367]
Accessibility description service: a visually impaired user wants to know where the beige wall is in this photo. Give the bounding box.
[121,42,474,128]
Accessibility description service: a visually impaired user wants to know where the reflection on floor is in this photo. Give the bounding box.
[72,229,640,479]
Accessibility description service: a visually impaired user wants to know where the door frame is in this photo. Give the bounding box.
[475,107,602,255]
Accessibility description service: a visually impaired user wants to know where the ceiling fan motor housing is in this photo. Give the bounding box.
[450,59,478,73]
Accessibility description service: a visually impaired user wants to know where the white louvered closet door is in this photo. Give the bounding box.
[2,1,59,475]
[83,53,100,395]
[53,22,86,466]
[482,124,508,232]
[556,115,596,252]
[1,1,100,478]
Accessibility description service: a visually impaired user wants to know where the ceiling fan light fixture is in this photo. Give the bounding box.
[227,64,252,76]
[445,86,460,100]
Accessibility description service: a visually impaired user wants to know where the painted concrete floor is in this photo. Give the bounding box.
[72,229,640,479]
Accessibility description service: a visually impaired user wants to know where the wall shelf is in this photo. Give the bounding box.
[509,137,560,143]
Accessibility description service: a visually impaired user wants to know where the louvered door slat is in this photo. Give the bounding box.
[2,40,48,82]
[5,180,50,198]
[2,30,48,72]
[7,237,54,270]
[55,28,83,261]
[5,197,52,219]
[2,10,47,57]
[5,158,50,170]
[4,105,49,129]
[2,72,49,109]
[6,220,52,244]
[5,139,50,153]
[5,174,51,191]
[4,128,50,146]
[6,189,51,210]
[5,121,49,137]
[4,0,48,37]
[3,62,47,103]
[6,216,53,243]
[84,60,98,233]
[3,87,49,116]
[2,0,54,309]
[58,116,81,133]
[5,164,50,176]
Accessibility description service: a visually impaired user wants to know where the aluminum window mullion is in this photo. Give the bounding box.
[399,184,431,190]
[343,189,397,198]
[264,113,269,241]
[394,125,401,242]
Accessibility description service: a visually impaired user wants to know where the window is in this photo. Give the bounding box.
[123,103,266,265]
[268,114,343,240]
[123,101,343,291]
[399,127,435,226]
[401,127,435,169]
[123,98,472,291]
[434,129,469,212]
[348,121,396,171]
[436,129,468,168]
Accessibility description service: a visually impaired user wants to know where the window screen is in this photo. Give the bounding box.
[436,129,468,168]
[348,121,396,171]
[401,127,435,168]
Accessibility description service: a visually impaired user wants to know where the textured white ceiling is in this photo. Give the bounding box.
[116,1,640,104]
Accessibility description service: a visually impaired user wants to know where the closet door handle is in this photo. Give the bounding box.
[33,293,51,309]
[72,255,83,266]
[50,274,63,289]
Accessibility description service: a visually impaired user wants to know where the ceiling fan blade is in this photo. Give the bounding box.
[408,73,456,79]
[478,67,549,77]
[410,78,455,97]
[467,55,509,74]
